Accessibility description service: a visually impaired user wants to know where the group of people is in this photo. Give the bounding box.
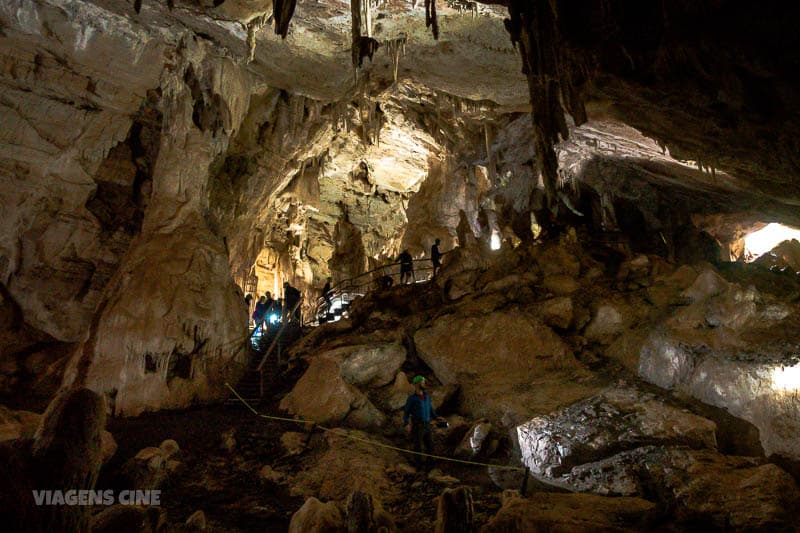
[245,281,303,330]
[397,238,444,284]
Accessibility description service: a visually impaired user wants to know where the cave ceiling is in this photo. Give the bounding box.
[62,0,800,218]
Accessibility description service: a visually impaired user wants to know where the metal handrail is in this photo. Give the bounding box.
[309,253,448,321]
[256,297,303,371]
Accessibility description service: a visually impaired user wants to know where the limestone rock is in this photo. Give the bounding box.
[639,327,800,459]
[280,431,307,456]
[415,310,597,422]
[159,439,180,458]
[560,446,800,529]
[542,274,580,296]
[185,510,207,530]
[539,296,573,330]
[259,465,286,484]
[455,420,493,458]
[516,385,718,476]
[280,355,361,425]
[435,487,474,533]
[382,371,415,410]
[290,430,402,503]
[482,492,656,532]
[337,342,406,388]
[535,243,582,278]
[219,428,236,452]
[428,469,460,485]
[584,304,626,342]
[0,406,42,442]
[288,497,344,533]
[30,388,107,532]
[616,254,652,288]
[429,383,460,413]
[100,431,118,464]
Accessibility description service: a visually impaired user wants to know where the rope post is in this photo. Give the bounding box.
[519,467,530,497]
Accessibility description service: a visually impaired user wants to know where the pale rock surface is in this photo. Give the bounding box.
[638,266,800,458]
[288,497,344,533]
[454,419,493,458]
[280,354,384,429]
[337,342,406,387]
[415,310,598,423]
[482,492,656,532]
[583,304,626,342]
[516,386,718,476]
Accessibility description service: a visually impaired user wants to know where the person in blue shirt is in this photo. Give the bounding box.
[403,375,443,470]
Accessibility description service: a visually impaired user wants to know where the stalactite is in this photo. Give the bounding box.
[383,34,407,86]
[425,0,439,40]
[246,13,270,63]
[505,0,591,211]
[351,0,362,71]
[273,0,297,39]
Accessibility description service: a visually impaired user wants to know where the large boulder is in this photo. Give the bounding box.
[279,355,385,429]
[337,342,406,388]
[516,386,718,476]
[639,327,800,459]
[638,264,800,459]
[482,492,656,532]
[415,311,599,423]
[559,446,800,529]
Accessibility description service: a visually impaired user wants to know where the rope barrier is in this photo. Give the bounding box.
[224,382,525,472]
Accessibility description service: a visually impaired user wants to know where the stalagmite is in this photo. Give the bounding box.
[435,487,474,533]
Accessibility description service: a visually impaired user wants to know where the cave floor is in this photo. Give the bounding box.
[100,388,506,531]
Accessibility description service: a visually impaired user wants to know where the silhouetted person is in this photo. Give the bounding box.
[431,238,442,278]
[322,277,333,310]
[253,295,270,330]
[378,274,393,290]
[403,375,443,470]
[283,281,302,323]
[398,249,414,284]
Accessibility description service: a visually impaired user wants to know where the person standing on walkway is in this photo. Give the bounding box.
[398,249,414,284]
[403,375,441,470]
[282,281,302,323]
[431,238,443,278]
[321,277,333,311]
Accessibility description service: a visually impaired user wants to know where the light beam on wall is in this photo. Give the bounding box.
[772,365,800,392]
[744,223,800,259]
[490,231,501,250]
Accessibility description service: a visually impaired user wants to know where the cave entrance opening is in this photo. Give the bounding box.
[743,223,800,262]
